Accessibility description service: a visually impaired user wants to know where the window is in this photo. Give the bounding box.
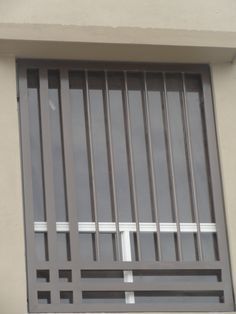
[18,61,233,312]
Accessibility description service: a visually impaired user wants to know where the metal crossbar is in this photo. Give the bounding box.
[34,222,217,233]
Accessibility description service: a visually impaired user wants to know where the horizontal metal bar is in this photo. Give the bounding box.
[80,261,223,270]
[34,221,217,233]
[35,262,73,269]
[18,60,210,75]
[81,282,224,292]
[35,283,76,291]
[34,302,231,313]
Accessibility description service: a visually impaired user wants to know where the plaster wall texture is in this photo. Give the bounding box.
[0,56,27,314]
[0,0,236,32]
[211,63,236,294]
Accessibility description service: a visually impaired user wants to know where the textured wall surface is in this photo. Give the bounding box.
[0,56,27,314]
[0,0,236,31]
[211,63,236,294]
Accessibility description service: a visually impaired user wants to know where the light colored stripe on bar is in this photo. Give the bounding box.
[34,221,216,233]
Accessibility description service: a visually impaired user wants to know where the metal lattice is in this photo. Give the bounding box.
[18,61,234,312]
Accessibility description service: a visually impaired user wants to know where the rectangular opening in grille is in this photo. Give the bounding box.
[82,291,125,304]
[133,269,221,283]
[134,291,224,304]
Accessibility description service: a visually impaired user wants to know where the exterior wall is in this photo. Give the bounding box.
[0,1,236,313]
[0,56,27,314]
[211,63,236,293]
[1,0,236,32]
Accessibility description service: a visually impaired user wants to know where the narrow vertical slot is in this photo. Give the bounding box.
[79,233,96,261]
[165,73,193,223]
[57,232,71,261]
[140,232,158,261]
[202,233,219,261]
[35,232,49,261]
[88,72,112,222]
[181,233,198,261]
[99,233,117,261]
[160,233,178,261]
[48,70,68,222]
[108,72,132,223]
[147,72,174,223]
[127,73,153,223]
[68,71,92,222]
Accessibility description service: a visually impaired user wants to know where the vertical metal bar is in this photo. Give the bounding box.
[123,71,141,261]
[60,67,82,304]
[84,70,100,261]
[181,73,203,261]
[162,72,183,261]
[104,71,121,261]
[142,71,162,261]
[121,231,135,304]
[201,70,234,306]
[18,65,39,310]
[39,67,59,304]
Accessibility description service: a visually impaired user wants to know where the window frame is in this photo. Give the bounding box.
[18,60,234,312]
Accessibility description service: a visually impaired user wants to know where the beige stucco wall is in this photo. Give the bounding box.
[0,56,27,314]
[0,0,236,32]
[0,1,236,313]
[0,0,236,62]
[211,63,236,294]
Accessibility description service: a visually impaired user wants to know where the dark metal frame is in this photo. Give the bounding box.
[18,60,234,312]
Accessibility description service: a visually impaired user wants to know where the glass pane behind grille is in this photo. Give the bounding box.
[69,72,93,222]
[48,70,68,222]
[89,72,113,222]
[147,73,174,222]
[127,73,153,222]
[108,73,133,222]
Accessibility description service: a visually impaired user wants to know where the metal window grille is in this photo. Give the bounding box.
[18,61,234,312]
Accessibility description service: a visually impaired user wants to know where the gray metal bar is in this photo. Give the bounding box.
[18,60,211,74]
[59,67,82,304]
[39,67,59,304]
[18,65,39,311]
[162,72,183,261]
[80,261,223,270]
[81,282,224,292]
[35,281,224,292]
[142,71,162,261]
[35,301,229,313]
[201,70,234,307]
[181,73,203,261]
[104,71,121,261]
[84,70,100,261]
[123,71,141,261]
[35,282,77,291]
